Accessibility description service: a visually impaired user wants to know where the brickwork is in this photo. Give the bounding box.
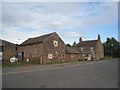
[17,33,104,63]
[18,32,65,64]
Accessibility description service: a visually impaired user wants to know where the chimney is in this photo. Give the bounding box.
[79,37,82,42]
[98,34,101,41]
[73,41,76,47]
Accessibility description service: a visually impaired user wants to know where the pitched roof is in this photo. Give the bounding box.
[0,39,16,52]
[65,46,80,54]
[20,32,56,46]
[77,40,98,47]
[0,39,16,47]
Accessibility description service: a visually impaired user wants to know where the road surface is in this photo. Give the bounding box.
[2,59,118,88]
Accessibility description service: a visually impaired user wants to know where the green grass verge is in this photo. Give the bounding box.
[99,57,113,61]
[2,61,40,67]
[2,64,18,67]
[2,59,86,67]
[17,61,40,64]
[44,60,85,65]
[2,57,117,67]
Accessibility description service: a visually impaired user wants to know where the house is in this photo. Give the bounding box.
[1,39,17,61]
[75,34,104,60]
[17,32,65,64]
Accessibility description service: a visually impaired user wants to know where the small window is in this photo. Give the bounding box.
[53,41,58,47]
[82,54,85,57]
[58,54,62,59]
[71,55,73,57]
[81,47,84,51]
[90,47,94,51]
[88,54,91,57]
[48,54,53,59]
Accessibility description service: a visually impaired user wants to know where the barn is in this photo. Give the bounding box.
[17,32,66,64]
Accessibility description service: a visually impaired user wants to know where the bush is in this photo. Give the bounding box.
[78,59,85,62]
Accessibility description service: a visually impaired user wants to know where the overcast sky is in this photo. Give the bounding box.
[0,1,118,45]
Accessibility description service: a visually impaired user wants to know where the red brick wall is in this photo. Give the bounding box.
[42,33,65,63]
[64,54,83,61]
[18,43,43,63]
[3,49,17,61]
[18,33,66,64]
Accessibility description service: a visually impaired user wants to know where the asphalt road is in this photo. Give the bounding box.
[2,59,118,88]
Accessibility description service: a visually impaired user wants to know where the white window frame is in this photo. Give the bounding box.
[88,54,91,57]
[48,54,53,59]
[90,47,94,51]
[53,40,58,47]
[81,47,84,51]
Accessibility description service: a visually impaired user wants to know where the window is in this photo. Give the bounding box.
[55,52,57,54]
[71,55,73,57]
[48,54,53,59]
[53,41,58,47]
[58,55,62,59]
[81,47,84,51]
[88,54,91,57]
[82,54,85,57]
[90,47,94,51]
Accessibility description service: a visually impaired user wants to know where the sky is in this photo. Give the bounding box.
[0,1,118,45]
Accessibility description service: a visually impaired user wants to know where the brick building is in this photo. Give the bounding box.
[65,46,82,61]
[17,32,65,64]
[18,32,104,63]
[1,39,17,61]
[75,34,104,60]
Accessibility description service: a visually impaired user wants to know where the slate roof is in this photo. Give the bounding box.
[20,32,56,46]
[65,46,80,54]
[77,40,98,47]
[0,39,16,52]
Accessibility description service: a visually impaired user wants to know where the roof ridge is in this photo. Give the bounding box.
[20,32,57,46]
[29,32,55,39]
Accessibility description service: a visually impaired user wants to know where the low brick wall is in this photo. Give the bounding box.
[64,53,83,61]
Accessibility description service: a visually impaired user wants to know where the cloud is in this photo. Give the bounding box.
[1,25,44,44]
[60,32,81,39]
[1,2,118,44]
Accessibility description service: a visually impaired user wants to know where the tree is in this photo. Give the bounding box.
[103,37,120,58]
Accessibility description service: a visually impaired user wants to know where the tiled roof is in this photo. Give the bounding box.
[20,32,55,46]
[77,40,98,47]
